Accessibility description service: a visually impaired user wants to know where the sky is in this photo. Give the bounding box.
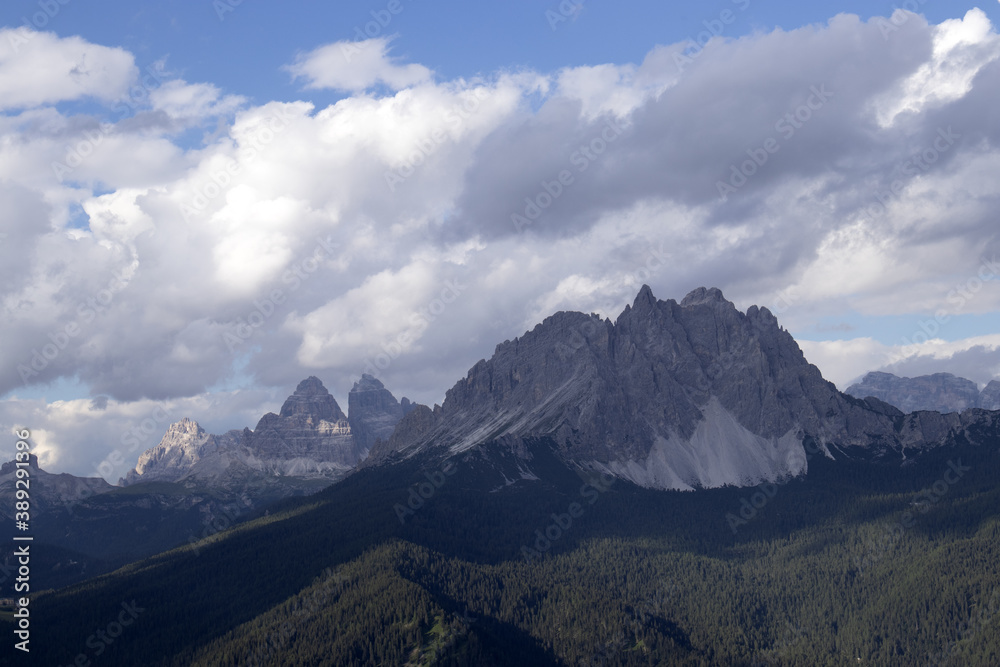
[2,0,1000,480]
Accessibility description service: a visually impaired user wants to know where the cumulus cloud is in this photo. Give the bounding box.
[285,37,432,92]
[0,29,136,109]
[3,13,1000,475]
[149,79,245,121]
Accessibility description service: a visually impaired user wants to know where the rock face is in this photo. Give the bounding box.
[1,454,114,513]
[845,372,982,414]
[123,418,219,485]
[371,286,1000,491]
[122,376,406,493]
[247,377,360,466]
[979,380,1000,410]
[348,374,406,453]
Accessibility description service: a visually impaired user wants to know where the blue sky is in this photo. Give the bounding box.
[2,0,1000,477]
[6,1,997,107]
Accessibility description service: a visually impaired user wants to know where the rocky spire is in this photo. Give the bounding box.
[279,376,347,422]
[348,374,406,453]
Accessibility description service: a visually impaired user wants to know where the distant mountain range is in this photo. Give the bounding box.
[12,285,1000,665]
[6,285,1000,599]
[119,374,413,493]
[846,371,1000,414]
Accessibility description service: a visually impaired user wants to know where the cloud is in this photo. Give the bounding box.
[149,79,245,121]
[0,389,284,480]
[0,29,136,110]
[3,12,1000,473]
[800,335,1000,389]
[285,37,432,92]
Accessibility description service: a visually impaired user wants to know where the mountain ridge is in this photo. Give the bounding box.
[847,370,1000,413]
[368,285,1000,491]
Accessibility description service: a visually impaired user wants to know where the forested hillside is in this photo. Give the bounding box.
[15,438,1000,666]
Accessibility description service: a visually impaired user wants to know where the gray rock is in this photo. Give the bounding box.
[978,380,1000,410]
[372,285,1000,490]
[348,374,406,454]
[845,371,981,414]
[123,375,408,495]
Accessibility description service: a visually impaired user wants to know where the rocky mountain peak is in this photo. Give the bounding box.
[680,286,729,308]
[164,417,203,438]
[371,285,988,491]
[279,376,347,422]
[980,380,1000,410]
[1,453,38,475]
[351,373,385,393]
[349,374,407,453]
[846,371,982,414]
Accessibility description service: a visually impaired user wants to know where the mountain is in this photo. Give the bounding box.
[845,371,990,413]
[980,380,1000,410]
[0,453,257,595]
[371,286,1000,491]
[27,408,1000,666]
[17,285,1000,666]
[121,375,407,493]
[348,373,413,452]
[0,453,114,511]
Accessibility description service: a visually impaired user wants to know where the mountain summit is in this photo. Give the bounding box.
[846,371,1000,413]
[371,286,1000,490]
[122,375,407,493]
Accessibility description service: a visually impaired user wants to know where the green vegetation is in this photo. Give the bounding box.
[11,438,1000,665]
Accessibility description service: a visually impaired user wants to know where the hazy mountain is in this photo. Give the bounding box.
[980,380,1000,410]
[348,373,413,452]
[0,453,114,513]
[121,375,407,494]
[845,371,986,414]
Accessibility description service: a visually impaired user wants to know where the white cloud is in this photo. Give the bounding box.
[3,12,1000,473]
[0,29,136,109]
[285,37,432,92]
[874,9,1000,126]
[149,79,245,120]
